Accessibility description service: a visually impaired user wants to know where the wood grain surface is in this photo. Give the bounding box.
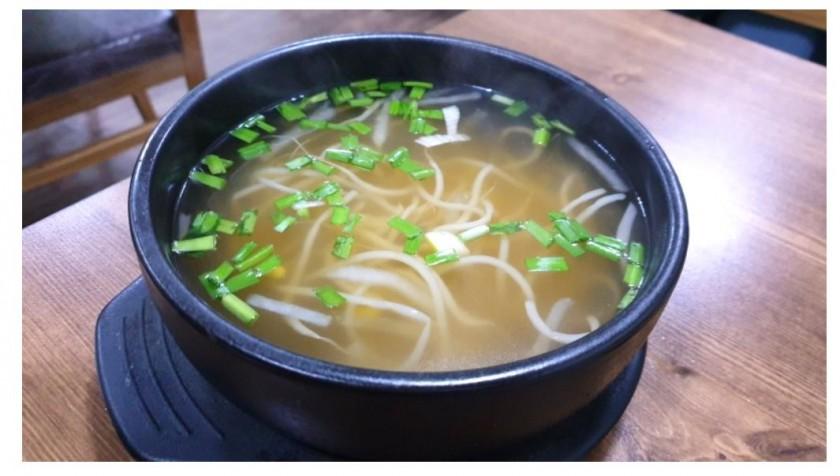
[22,10,826,461]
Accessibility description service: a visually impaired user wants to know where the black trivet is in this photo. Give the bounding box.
[96,278,645,461]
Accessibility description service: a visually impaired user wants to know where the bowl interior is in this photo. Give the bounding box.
[130,33,688,385]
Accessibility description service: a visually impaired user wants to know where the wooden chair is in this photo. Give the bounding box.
[22,10,206,192]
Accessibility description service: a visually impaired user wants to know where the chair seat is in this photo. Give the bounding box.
[23,10,181,103]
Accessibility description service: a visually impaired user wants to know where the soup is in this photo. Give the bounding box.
[171,81,647,372]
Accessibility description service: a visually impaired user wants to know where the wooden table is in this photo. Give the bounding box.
[22,10,826,461]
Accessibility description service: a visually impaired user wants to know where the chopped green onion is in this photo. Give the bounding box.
[325,190,345,206]
[190,171,226,190]
[208,261,235,284]
[328,86,354,105]
[504,100,529,117]
[221,293,259,325]
[585,240,623,262]
[379,81,403,92]
[312,181,340,200]
[403,100,419,119]
[394,158,424,175]
[386,147,410,166]
[255,120,276,133]
[533,127,551,146]
[237,209,258,235]
[409,168,435,180]
[201,154,233,175]
[315,286,346,309]
[238,141,270,160]
[403,80,433,89]
[554,217,590,242]
[357,147,383,162]
[418,109,444,120]
[253,254,282,277]
[172,235,217,254]
[199,273,226,299]
[617,288,638,310]
[458,225,490,242]
[403,234,423,255]
[409,116,427,135]
[225,269,261,293]
[532,113,551,129]
[569,220,591,240]
[278,102,306,121]
[229,127,259,143]
[189,211,220,236]
[348,122,372,135]
[240,114,265,128]
[332,234,354,259]
[350,78,379,91]
[286,155,313,171]
[624,263,644,287]
[351,154,377,171]
[295,207,311,219]
[331,206,350,225]
[523,220,554,247]
[628,242,645,265]
[490,94,515,106]
[548,211,568,222]
[300,91,328,108]
[593,234,627,252]
[489,221,522,235]
[343,213,362,233]
[325,148,354,163]
[425,249,460,267]
[231,241,257,265]
[409,86,426,100]
[387,216,423,238]
[310,159,336,176]
[272,211,296,233]
[388,100,404,116]
[300,119,328,130]
[274,192,305,211]
[553,233,585,257]
[341,134,360,150]
[234,244,274,271]
[216,218,239,235]
[366,90,387,98]
[349,96,374,108]
[327,122,352,132]
[525,256,569,272]
[421,123,438,135]
[550,119,576,135]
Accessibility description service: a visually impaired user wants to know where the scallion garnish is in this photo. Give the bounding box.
[272,211,296,233]
[490,94,515,106]
[533,128,550,146]
[310,159,336,176]
[550,119,576,136]
[238,141,270,160]
[628,242,645,265]
[357,147,383,162]
[409,168,435,180]
[300,91,328,108]
[254,254,282,277]
[418,109,445,120]
[593,234,627,252]
[379,81,403,92]
[409,116,427,135]
[331,206,350,225]
[489,221,522,235]
[275,192,305,210]
[532,113,551,129]
[286,154,313,171]
[553,233,585,257]
[386,147,410,166]
[328,85,354,106]
[425,249,460,266]
[504,100,529,117]
[209,261,235,284]
[403,100,419,119]
[387,216,423,238]
[230,127,259,143]
[585,240,623,262]
[237,209,258,235]
[225,269,261,293]
[255,120,276,133]
[216,218,239,235]
[325,148,354,163]
[350,78,379,91]
[300,119,328,130]
[231,241,257,264]
[234,244,274,271]
[325,190,345,206]
[523,220,554,247]
[221,293,259,325]
[278,102,306,121]
[351,154,377,171]
[172,235,217,254]
[617,288,638,310]
[332,234,354,259]
[327,122,352,132]
[349,97,374,108]
[189,211,220,236]
[403,80,433,89]
[409,86,426,100]
[403,234,423,255]
[312,181,340,200]
[388,100,403,116]
[315,286,346,309]
[343,213,362,233]
[201,155,234,175]
[296,207,311,218]
[341,134,360,150]
[190,171,226,190]
[624,263,644,287]
[525,256,569,272]
[458,225,490,242]
[366,90,387,98]
[348,122,372,135]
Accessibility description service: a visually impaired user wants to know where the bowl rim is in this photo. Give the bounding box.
[129,32,689,392]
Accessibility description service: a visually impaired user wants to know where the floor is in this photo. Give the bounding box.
[22,10,462,227]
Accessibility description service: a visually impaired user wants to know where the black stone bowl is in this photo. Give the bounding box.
[128,33,688,459]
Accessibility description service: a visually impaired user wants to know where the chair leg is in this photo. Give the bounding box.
[132,90,157,122]
[175,10,207,89]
